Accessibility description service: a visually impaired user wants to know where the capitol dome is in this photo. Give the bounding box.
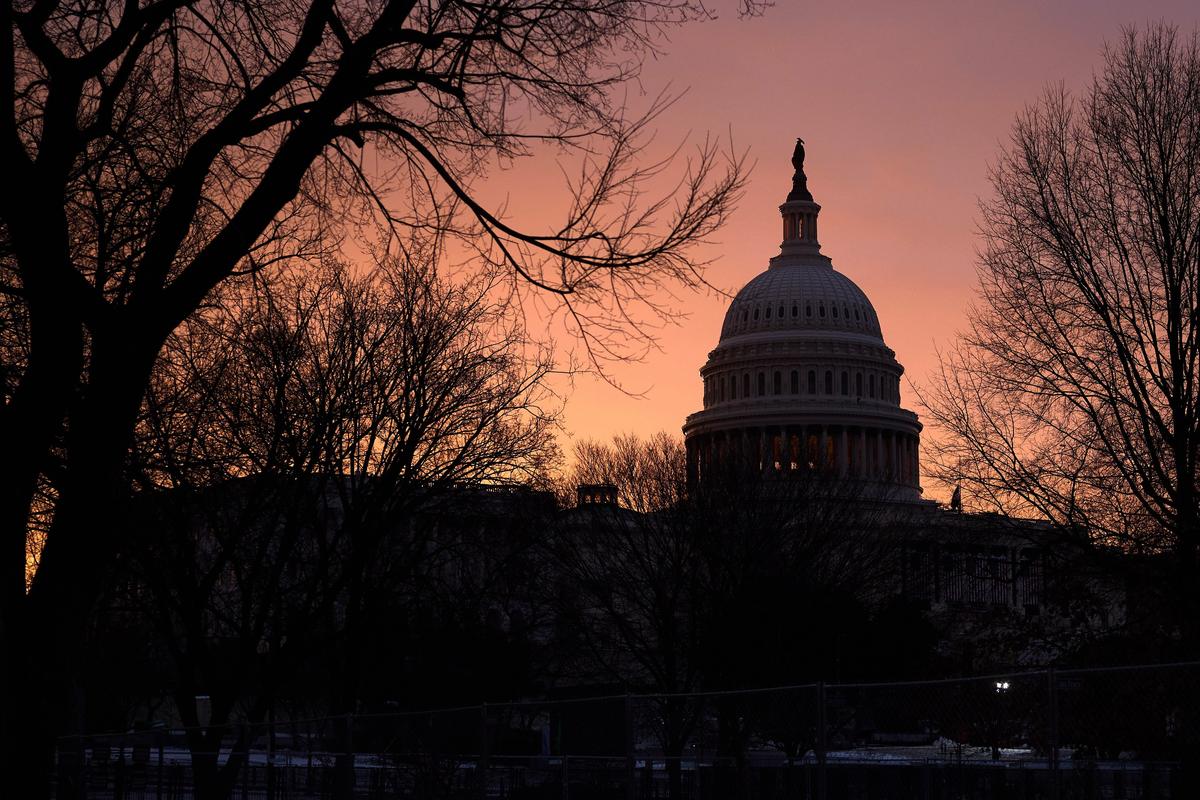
[683,140,923,501]
[719,261,883,341]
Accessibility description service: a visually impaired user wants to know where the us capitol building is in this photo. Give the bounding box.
[683,140,922,502]
[571,139,1123,652]
[668,140,1128,643]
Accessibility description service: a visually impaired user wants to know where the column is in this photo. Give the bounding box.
[913,435,921,488]
[858,428,867,477]
[869,430,875,478]
[838,427,849,477]
[819,426,829,471]
[878,431,886,480]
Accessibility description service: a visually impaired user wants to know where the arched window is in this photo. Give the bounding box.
[773,371,782,395]
[753,308,759,320]
[854,307,861,321]
[758,372,766,396]
[806,304,813,318]
[790,370,799,394]
[743,373,751,397]
[819,303,826,318]
[856,373,863,397]
[824,370,833,394]
[841,371,849,395]
[731,376,737,399]
[778,305,785,319]
[765,305,771,319]
[791,304,799,318]
[832,305,839,319]
[808,370,817,394]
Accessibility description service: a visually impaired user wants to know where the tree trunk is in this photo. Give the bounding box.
[0,302,85,795]
[1175,503,1200,653]
[8,330,157,797]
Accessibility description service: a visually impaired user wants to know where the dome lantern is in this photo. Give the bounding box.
[779,138,821,257]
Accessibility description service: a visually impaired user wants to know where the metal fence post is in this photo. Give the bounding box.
[625,694,636,800]
[242,724,251,800]
[114,736,126,800]
[342,712,355,800]
[156,731,164,800]
[479,702,489,800]
[267,707,277,800]
[816,681,828,800]
[1047,668,1059,800]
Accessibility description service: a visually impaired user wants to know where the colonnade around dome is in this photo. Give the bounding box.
[684,424,920,499]
[702,364,901,408]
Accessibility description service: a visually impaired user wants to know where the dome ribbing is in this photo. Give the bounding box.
[719,266,883,341]
[683,140,923,502]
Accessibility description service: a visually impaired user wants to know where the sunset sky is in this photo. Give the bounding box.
[500,2,1200,498]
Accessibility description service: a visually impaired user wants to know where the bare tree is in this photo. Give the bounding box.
[551,432,698,800]
[552,432,906,798]
[919,24,1200,630]
[0,0,751,788]
[110,254,560,799]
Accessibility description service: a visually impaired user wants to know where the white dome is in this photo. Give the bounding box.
[683,139,923,502]
[720,261,883,341]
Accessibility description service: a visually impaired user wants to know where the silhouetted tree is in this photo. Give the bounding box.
[0,0,750,790]
[552,432,912,798]
[111,255,559,799]
[920,24,1200,638]
[552,432,701,799]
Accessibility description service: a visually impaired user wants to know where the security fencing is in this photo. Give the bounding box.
[54,661,1200,799]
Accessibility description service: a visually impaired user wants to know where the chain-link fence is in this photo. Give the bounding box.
[53,662,1200,799]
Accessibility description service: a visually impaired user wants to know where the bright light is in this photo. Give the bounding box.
[994,681,1010,693]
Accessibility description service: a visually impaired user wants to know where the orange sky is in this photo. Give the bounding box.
[493,3,1200,501]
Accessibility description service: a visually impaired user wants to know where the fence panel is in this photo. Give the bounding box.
[54,663,1200,799]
